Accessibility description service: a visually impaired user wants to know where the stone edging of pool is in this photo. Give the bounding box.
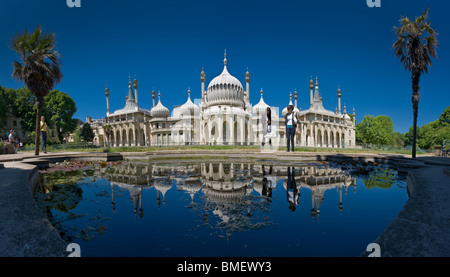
[0,151,449,257]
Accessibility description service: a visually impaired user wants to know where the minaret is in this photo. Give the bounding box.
[105,86,110,115]
[313,77,320,102]
[133,76,139,109]
[294,89,298,109]
[245,67,250,106]
[343,104,347,116]
[309,77,314,107]
[352,106,356,123]
[337,86,342,115]
[126,75,135,102]
[152,88,156,107]
[200,67,206,103]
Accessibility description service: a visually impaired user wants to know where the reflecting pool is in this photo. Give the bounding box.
[34,160,407,257]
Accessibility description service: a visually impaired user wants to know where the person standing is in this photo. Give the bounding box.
[284,105,298,152]
[40,116,48,153]
[8,130,17,154]
[261,107,273,150]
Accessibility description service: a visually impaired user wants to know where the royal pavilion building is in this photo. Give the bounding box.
[88,52,356,149]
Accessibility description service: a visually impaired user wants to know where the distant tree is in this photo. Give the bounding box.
[11,25,63,155]
[8,87,77,142]
[0,86,10,124]
[393,132,406,147]
[393,8,438,158]
[405,106,450,149]
[356,115,395,145]
[80,123,95,142]
[44,90,78,142]
[438,106,450,126]
[11,87,36,135]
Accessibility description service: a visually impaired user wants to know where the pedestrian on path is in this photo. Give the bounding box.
[40,116,48,153]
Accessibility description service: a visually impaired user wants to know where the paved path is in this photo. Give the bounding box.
[0,150,449,257]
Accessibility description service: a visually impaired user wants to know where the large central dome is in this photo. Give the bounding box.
[205,53,245,108]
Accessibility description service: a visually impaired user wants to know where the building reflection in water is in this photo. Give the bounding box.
[100,161,356,223]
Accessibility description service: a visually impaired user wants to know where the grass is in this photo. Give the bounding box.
[18,144,433,156]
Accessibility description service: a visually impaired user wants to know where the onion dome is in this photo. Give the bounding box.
[282,93,300,117]
[179,88,199,116]
[205,51,245,108]
[343,105,351,120]
[252,88,269,115]
[151,92,170,118]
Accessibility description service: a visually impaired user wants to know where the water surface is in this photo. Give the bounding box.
[34,159,407,257]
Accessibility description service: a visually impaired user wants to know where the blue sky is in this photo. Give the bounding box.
[0,0,448,133]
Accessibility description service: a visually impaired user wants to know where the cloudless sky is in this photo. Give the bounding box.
[1,0,449,133]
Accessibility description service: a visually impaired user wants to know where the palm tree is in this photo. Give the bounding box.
[11,26,63,155]
[103,124,113,149]
[393,8,438,158]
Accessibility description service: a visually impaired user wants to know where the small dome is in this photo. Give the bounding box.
[252,89,269,115]
[282,94,300,117]
[179,89,199,117]
[151,93,170,118]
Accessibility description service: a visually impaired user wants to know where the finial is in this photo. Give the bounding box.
[105,85,109,94]
[224,49,227,66]
[260,88,263,97]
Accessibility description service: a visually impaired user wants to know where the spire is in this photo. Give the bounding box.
[152,87,156,107]
[313,76,320,102]
[260,88,264,99]
[224,49,227,66]
[105,85,110,114]
[126,75,135,102]
[133,75,138,88]
[337,86,342,115]
[133,75,139,108]
[294,88,298,108]
[200,66,205,81]
[187,87,191,100]
[310,76,314,107]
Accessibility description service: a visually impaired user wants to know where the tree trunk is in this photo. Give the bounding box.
[411,71,421,159]
[35,96,44,156]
